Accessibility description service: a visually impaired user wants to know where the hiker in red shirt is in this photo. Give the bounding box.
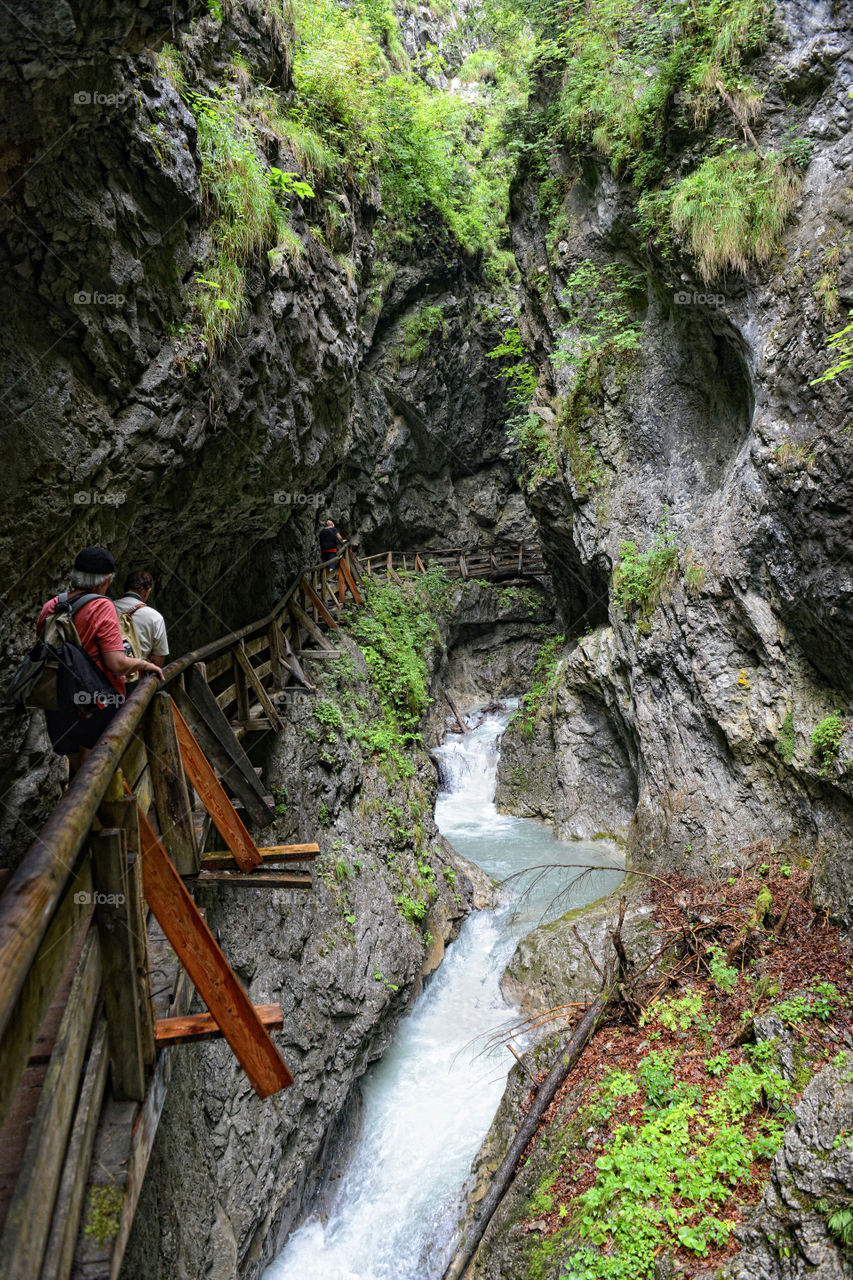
[37,546,163,773]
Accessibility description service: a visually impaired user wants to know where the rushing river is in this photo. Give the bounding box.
[265,705,622,1280]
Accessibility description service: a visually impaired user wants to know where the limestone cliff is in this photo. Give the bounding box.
[496,0,853,924]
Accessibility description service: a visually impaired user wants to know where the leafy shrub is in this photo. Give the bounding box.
[708,945,739,995]
[811,711,844,774]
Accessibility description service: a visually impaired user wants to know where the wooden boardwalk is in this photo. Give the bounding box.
[0,540,546,1280]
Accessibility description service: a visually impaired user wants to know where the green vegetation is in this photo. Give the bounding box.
[813,315,853,385]
[684,560,706,596]
[346,574,444,774]
[777,709,796,764]
[667,149,801,282]
[398,304,447,363]
[553,259,642,372]
[514,633,566,737]
[554,1045,793,1278]
[811,711,845,775]
[497,0,800,281]
[184,83,314,349]
[613,509,679,620]
[84,1185,124,1248]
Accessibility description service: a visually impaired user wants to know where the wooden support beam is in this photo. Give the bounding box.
[154,1004,283,1047]
[289,600,330,650]
[169,702,262,872]
[147,692,199,875]
[172,677,274,828]
[201,844,320,870]
[294,650,341,659]
[459,555,469,580]
[132,798,292,1096]
[186,665,271,810]
[301,579,339,631]
[39,1019,109,1280]
[234,643,284,731]
[195,870,313,890]
[338,556,363,605]
[0,932,102,1280]
[0,859,94,1132]
[90,829,147,1102]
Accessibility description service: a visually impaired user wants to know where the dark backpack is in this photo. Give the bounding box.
[3,593,121,714]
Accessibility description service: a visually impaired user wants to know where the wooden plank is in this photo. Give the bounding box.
[98,793,156,1071]
[234,643,284,731]
[195,870,313,890]
[172,680,273,829]
[300,579,339,631]
[132,798,292,1096]
[294,650,341,658]
[201,844,320,870]
[169,702,261,872]
[338,556,363,605]
[0,860,94,1131]
[154,1004,283,1047]
[39,1019,109,1280]
[90,830,146,1101]
[0,931,102,1280]
[147,693,199,875]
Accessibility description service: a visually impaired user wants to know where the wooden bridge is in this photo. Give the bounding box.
[360,542,546,582]
[0,539,546,1280]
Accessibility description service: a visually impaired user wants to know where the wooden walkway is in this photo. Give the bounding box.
[0,539,545,1280]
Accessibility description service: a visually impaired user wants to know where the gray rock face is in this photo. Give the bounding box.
[500,5,853,918]
[723,1060,853,1280]
[500,878,651,1017]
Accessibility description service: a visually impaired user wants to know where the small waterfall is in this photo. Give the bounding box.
[264,700,622,1280]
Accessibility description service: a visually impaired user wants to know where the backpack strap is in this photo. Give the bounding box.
[124,603,145,618]
[68,592,102,617]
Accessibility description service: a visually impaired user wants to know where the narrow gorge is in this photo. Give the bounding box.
[1,0,852,1277]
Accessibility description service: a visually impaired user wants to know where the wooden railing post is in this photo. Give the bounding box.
[147,692,199,876]
[268,622,284,688]
[91,828,149,1100]
[98,789,156,1072]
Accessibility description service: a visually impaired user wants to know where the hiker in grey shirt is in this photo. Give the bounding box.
[113,570,169,664]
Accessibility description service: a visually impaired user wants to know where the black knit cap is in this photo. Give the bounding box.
[73,546,116,575]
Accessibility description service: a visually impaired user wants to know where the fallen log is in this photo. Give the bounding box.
[441,985,615,1280]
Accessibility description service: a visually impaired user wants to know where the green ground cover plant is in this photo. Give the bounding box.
[513,634,566,737]
[613,509,679,620]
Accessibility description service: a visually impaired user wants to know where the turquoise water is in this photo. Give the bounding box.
[265,707,623,1280]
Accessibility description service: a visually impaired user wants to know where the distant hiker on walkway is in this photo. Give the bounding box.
[319,518,343,562]
[114,570,169,666]
[36,547,163,773]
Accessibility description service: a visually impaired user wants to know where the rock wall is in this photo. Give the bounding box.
[498,1,853,922]
[0,0,540,867]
